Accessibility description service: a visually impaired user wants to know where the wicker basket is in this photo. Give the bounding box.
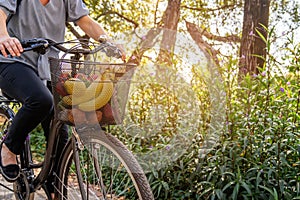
[49,57,136,126]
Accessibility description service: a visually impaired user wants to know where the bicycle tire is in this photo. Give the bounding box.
[56,130,154,200]
[0,105,14,139]
[0,105,31,200]
[0,106,16,199]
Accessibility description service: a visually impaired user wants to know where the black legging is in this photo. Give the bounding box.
[0,62,67,154]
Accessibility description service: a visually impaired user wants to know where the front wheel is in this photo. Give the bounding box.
[0,106,16,199]
[56,129,154,200]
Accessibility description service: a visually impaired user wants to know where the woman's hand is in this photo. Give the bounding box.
[0,36,23,57]
[116,44,126,62]
[109,42,126,61]
[98,35,126,61]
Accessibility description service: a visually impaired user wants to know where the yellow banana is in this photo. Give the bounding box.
[62,75,104,106]
[64,78,86,96]
[78,78,114,112]
[61,95,73,106]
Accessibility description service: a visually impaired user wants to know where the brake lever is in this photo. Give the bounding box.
[100,42,122,59]
[98,35,123,59]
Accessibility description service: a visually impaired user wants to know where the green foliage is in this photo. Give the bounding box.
[30,125,47,162]
[84,0,155,34]
[110,32,300,199]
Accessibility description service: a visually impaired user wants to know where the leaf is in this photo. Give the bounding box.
[273,188,278,200]
[222,181,235,192]
[255,28,267,44]
[241,181,252,196]
[198,187,213,198]
[232,182,240,200]
[258,185,275,196]
[162,181,169,191]
[215,189,225,199]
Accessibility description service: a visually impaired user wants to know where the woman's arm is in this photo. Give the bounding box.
[76,15,126,59]
[76,15,110,42]
[0,9,8,37]
[0,9,22,57]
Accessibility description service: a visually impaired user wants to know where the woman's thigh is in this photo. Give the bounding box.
[0,62,52,104]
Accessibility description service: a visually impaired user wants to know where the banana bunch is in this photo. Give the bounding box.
[62,72,114,112]
[64,78,86,96]
[62,75,103,105]
[78,74,114,112]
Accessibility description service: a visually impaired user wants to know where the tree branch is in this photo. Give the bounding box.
[186,21,220,66]
[127,28,162,64]
[65,22,82,39]
[197,26,241,43]
[97,10,139,28]
[181,3,242,12]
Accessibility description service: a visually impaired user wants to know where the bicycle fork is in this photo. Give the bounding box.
[71,127,88,200]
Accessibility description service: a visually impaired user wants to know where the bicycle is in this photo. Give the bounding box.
[0,38,154,200]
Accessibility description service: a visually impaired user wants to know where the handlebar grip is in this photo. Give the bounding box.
[19,38,49,54]
[20,38,48,47]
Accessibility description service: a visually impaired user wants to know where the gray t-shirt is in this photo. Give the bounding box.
[0,0,89,80]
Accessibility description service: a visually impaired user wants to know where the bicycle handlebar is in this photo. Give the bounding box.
[3,38,123,59]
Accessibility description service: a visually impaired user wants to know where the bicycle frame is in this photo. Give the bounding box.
[32,118,65,190]
[32,54,84,192]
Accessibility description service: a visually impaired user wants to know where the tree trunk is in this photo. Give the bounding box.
[157,0,181,65]
[239,0,270,77]
[127,0,181,66]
